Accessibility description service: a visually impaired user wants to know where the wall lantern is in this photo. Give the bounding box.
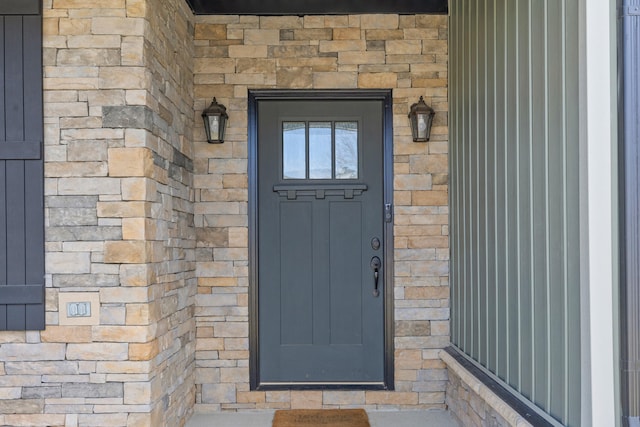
[408,96,435,142]
[201,97,228,143]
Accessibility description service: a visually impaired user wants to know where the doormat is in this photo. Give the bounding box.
[272,409,370,427]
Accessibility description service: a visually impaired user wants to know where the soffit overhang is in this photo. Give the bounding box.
[185,0,447,15]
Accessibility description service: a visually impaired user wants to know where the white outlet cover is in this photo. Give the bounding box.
[58,292,100,326]
[67,301,92,317]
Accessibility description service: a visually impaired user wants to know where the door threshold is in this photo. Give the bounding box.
[255,381,389,391]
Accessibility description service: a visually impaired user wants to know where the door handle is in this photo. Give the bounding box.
[370,256,382,297]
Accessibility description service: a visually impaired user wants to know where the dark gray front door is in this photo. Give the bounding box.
[256,97,386,385]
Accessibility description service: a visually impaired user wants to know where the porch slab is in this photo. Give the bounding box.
[185,409,460,427]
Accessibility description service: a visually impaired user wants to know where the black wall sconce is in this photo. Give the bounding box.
[202,97,228,143]
[408,96,435,142]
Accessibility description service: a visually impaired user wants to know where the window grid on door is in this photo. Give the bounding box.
[282,121,358,180]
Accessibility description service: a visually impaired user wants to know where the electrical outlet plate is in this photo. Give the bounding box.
[67,301,91,318]
[58,292,100,325]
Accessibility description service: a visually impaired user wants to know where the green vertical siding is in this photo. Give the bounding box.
[449,1,581,425]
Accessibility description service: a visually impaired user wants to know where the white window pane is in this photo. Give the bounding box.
[283,122,306,179]
[309,122,332,179]
[335,122,358,179]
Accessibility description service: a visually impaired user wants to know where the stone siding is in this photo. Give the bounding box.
[443,351,533,427]
[447,368,512,427]
[0,0,196,426]
[193,13,450,411]
[0,3,450,424]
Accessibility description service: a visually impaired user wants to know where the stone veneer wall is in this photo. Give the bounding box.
[442,351,533,427]
[447,368,513,427]
[192,13,450,411]
[0,0,196,426]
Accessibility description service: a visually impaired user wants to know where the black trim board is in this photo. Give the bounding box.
[444,347,554,427]
[185,0,447,15]
[0,141,42,159]
[0,0,40,15]
[0,285,44,305]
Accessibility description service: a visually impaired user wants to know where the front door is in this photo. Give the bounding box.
[253,92,391,387]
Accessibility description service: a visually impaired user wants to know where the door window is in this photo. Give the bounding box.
[282,121,359,180]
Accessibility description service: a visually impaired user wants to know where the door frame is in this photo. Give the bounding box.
[248,89,395,390]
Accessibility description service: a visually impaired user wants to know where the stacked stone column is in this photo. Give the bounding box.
[0,1,195,426]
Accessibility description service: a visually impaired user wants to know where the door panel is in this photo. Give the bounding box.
[257,98,385,385]
[330,202,363,346]
[280,201,313,345]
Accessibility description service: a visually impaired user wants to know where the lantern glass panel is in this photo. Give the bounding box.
[417,113,428,140]
[208,115,220,139]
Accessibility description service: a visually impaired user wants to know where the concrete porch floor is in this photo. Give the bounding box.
[185,409,460,427]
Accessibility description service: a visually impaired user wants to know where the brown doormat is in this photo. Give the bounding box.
[272,409,370,427]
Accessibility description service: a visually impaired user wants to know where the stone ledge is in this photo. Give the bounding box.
[440,349,533,427]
